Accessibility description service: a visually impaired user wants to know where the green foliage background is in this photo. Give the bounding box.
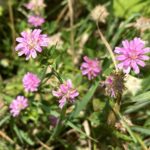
[0,0,150,149]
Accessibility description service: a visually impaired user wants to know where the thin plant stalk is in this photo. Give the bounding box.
[96,22,118,71]
[48,106,67,142]
[8,0,16,53]
[68,0,75,56]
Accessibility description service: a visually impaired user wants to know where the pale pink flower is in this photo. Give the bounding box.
[28,15,45,27]
[9,96,28,117]
[114,37,150,74]
[24,0,46,12]
[23,72,41,92]
[52,80,79,109]
[15,29,49,60]
[80,56,101,80]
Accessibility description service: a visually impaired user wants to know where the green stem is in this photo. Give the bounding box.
[52,68,63,83]
[48,106,67,142]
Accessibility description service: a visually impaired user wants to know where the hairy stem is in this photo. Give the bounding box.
[97,23,118,71]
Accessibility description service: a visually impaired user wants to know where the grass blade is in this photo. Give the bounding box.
[71,81,99,118]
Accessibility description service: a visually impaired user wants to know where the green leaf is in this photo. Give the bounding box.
[125,101,150,114]
[43,21,58,35]
[89,112,101,127]
[13,125,23,143]
[125,91,150,113]
[67,121,97,142]
[113,130,132,141]
[20,130,34,145]
[49,106,67,141]
[131,126,150,136]
[130,91,150,103]
[70,81,99,118]
[113,0,147,18]
[0,6,3,16]
[0,93,13,103]
[142,77,150,91]
[110,14,139,48]
[0,116,10,127]
[13,125,34,145]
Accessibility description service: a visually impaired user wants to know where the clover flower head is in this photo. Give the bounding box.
[91,5,109,23]
[15,29,49,60]
[115,37,150,74]
[103,75,115,97]
[28,15,45,27]
[80,56,101,80]
[23,72,41,92]
[102,72,125,98]
[25,0,46,12]
[52,80,79,109]
[9,96,28,117]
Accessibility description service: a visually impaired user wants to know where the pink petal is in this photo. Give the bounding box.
[93,67,101,73]
[33,29,41,37]
[82,69,89,75]
[122,40,130,49]
[81,63,89,68]
[123,66,131,74]
[114,47,123,54]
[123,59,130,66]
[116,55,127,61]
[70,90,79,99]
[66,79,72,88]
[26,54,31,60]
[136,59,145,67]
[59,97,66,109]
[129,40,136,50]
[60,84,68,93]
[18,50,25,56]
[35,45,42,52]
[52,90,62,97]
[87,73,92,80]
[21,31,28,38]
[16,37,24,42]
[133,39,144,50]
[140,55,149,60]
[31,50,37,58]
[15,44,24,51]
[131,61,140,74]
[142,48,150,53]
[117,62,124,69]
[83,56,90,62]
